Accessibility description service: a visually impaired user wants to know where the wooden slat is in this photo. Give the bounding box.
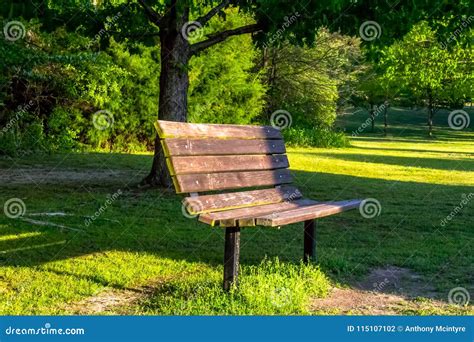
[162,138,286,156]
[169,154,289,175]
[199,199,318,226]
[155,120,282,139]
[256,199,362,226]
[174,169,292,193]
[183,186,302,215]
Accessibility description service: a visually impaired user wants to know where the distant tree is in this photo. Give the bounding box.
[351,65,396,135]
[260,29,364,129]
[381,21,472,136]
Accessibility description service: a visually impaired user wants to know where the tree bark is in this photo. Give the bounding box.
[428,108,434,137]
[369,104,375,132]
[427,90,434,137]
[142,7,190,187]
[139,2,260,187]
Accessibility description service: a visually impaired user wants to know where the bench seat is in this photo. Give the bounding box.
[198,198,361,227]
[155,120,364,290]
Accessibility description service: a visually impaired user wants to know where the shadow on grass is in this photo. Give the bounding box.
[348,145,474,156]
[290,151,474,171]
[337,106,473,141]
[1,153,472,302]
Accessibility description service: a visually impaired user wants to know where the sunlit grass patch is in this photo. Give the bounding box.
[136,258,329,315]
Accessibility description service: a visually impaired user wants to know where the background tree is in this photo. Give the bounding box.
[352,65,396,135]
[260,29,363,129]
[381,21,472,136]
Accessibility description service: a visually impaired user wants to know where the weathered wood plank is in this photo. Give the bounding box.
[199,199,318,226]
[174,169,293,193]
[163,138,286,156]
[156,120,282,139]
[256,199,362,226]
[183,186,302,215]
[169,154,289,175]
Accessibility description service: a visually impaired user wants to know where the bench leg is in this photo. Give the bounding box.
[223,226,240,291]
[303,219,316,263]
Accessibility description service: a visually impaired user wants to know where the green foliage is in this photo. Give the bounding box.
[188,9,266,124]
[262,30,364,128]
[282,127,349,148]
[380,21,472,109]
[46,107,82,151]
[0,11,269,154]
[189,42,266,124]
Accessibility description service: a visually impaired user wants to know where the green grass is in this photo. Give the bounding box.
[0,107,473,315]
[134,258,329,315]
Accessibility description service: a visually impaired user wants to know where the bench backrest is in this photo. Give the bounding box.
[155,120,293,194]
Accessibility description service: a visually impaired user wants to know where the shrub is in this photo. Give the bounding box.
[283,127,349,148]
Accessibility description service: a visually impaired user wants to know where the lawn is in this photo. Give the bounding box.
[0,107,473,315]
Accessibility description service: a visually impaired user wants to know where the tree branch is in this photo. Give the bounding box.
[106,30,160,38]
[190,23,262,54]
[195,0,230,26]
[137,0,162,26]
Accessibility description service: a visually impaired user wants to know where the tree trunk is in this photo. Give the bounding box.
[369,104,375,132]
[427,89,434,137]
[142,10,190,187]
[383,105,388,136]
[427,98,433,137]
[428,108,434,136]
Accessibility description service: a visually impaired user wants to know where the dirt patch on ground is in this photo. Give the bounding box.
[311,266,445,314]
[354,265,438,298]
[67,278,170,315]
[2,168,142,185]
[311,287,408,314]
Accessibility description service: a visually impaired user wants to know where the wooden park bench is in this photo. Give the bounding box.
[155,120,362,290]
